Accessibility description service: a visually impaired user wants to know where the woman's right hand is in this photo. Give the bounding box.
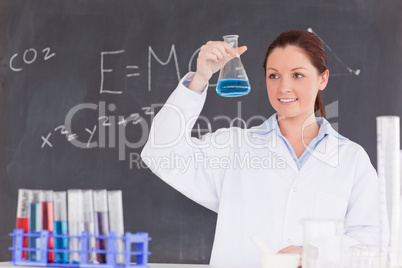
[188,41,247,92]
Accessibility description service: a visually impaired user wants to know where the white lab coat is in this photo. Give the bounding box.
[141,73,389,267]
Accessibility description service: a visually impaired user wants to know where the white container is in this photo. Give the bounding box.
[261,253,300,268]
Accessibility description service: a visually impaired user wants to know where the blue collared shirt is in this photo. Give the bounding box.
[264,113,347,170]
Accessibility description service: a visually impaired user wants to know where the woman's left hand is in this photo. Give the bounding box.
[277,245,303,267]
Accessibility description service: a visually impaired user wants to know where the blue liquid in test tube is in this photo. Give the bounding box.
[28,190,42,261]
[54,221,68,263]
[53,191,68,264]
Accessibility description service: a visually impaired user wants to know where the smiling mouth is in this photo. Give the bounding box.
[279,98,298,103]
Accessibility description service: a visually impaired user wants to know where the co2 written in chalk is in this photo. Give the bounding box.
[9,47,56,72]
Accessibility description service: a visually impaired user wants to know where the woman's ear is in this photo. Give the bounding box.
[318,69,329,91]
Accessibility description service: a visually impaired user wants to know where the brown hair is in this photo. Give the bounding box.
[263,29,327,117]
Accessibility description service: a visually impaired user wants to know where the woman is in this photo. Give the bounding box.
[141,30,388,266]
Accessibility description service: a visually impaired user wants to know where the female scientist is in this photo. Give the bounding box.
[141,30,388,266]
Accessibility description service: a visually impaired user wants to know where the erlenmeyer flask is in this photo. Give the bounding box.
[216,35,251,97]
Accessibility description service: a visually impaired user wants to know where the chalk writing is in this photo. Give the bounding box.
[41,133,53,148]
[9,47,55,72]
[41,103,148,157]
[54,125,69,135]
[118,113,142,126]
[126,66,140,77]
[100,50,125,94]
[37,39,353,162]
[99,45,184,94]
[85,126,97,148]
[141,106,154,116]
[148,45,180,91]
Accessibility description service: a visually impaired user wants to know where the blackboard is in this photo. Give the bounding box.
[1,0,402,263]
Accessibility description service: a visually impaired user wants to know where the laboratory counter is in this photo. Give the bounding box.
[0,263,257,268]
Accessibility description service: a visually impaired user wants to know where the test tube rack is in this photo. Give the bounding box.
[9,229,151,268]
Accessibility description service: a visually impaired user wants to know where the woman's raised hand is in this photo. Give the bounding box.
[188,41,247,92]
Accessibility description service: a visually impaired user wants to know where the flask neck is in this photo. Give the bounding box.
[223,35,239,52]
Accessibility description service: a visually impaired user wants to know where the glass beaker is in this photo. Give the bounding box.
[301,219,344,268]
[216,35,251,97]
[347,245,382,268]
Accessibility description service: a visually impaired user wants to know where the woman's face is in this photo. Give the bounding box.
[265,45,329,119]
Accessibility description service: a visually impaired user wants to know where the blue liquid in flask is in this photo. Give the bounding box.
[216,79,251,97]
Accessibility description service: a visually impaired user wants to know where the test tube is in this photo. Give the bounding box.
[82,190,97,263]
[28,190,42,261]
[68,189,84,264]
[53,191,68,264]
[93,190,110,263]
[376,116,401,267]
[41,190,55,263]
[108,190,125,264]
[16,189,33,260]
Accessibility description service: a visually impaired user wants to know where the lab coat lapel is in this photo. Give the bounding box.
[298,135,343,178]
[249,117,348,176]
[263,132,299,173]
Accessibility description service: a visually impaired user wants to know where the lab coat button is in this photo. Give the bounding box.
[292,187,297,192]
[288,238,292,243]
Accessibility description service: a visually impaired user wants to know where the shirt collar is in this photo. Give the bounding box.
[250,113,348,141]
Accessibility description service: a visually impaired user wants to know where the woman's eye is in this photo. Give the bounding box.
[294,73,303,78]
[268,74,279,79]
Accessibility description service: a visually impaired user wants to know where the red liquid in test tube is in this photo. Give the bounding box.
[41,191,55,263]
[16,189,33,260]
[16,217,29,259]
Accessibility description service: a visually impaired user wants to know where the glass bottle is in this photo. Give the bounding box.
[216,35,251,97]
